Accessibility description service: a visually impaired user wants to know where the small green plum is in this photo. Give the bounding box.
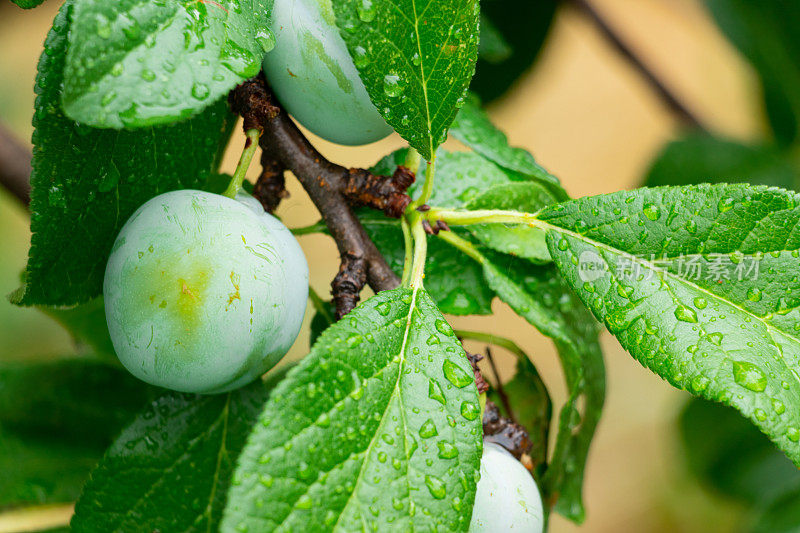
[262,0,393,145]
[470,441,545,532]
[103,190,308,394]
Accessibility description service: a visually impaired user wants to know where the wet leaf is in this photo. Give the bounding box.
[331,0,480,159]
[221,288,482,532]
[63,0,273,128]
[540,184,800,466]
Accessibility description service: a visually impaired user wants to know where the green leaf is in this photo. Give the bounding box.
[480,252,604,522]
[71,378,276,533]
[0,426,99,510]
[63,0,273,128]
[465,182,556,262]
[450,95,567,200]
[477,15,512,64]
[10,0,45,8]
[472,0,557,102]
[707,0,800,145]
[38,297,115,359]
[331,0,480,159]
[0,358,154,449]
[680,398,800,505]
[539,184,800,466]
[644,134,799,190]
[13,1,236,307]
[221,288,482,532]
[751,486,800,533]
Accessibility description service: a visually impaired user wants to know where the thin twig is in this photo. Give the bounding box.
[572,0,708,132]
[485,346,516,423]
[0,122,32,207]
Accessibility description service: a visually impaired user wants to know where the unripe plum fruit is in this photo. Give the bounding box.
[470,441,545,532]
[103,190,308,394]
[262,0,393,145]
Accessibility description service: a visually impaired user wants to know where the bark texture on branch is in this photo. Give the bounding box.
[0,123,32,207]
[229,76,411,318]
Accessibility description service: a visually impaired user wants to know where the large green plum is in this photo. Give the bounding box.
[262,0,393,145]
[470,441,545,532]
[103,190,308,394]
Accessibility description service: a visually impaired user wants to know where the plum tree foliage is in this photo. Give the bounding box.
[4,0,800,531]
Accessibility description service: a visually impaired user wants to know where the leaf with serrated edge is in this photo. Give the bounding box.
[221,287,482,532]
[71,378,275,533]
[451,94,566,199]
[331,0,479,159]
[13,1,235,307]
[480,252,604,522]
[539,184,800,466]
[63,0,272,128]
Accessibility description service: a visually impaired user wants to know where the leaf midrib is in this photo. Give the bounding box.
[331,287,420,531]
[542,219,800,389]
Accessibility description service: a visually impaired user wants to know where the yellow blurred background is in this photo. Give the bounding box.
[0,0,764,531]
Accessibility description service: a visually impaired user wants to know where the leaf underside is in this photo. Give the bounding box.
[221,288,482,532]
[540,184,800,466]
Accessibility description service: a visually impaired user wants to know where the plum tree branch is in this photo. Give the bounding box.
[0,122,32,207]
[229,75,409,318]
[571,0,708,133]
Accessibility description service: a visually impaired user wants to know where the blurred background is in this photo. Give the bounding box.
[1,0,797,531]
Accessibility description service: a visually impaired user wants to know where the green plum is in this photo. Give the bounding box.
[470,441,544,532]
[262,0,393,145]
[103,190,308,394]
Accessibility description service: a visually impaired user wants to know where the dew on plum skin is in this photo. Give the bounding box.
[104,190,308,394]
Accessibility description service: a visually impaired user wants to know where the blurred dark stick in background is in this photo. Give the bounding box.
[571,0,709,133]
[0,122,31,207]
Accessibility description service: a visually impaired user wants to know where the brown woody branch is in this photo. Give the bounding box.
[0,122,32,207]
[229,76,410,318]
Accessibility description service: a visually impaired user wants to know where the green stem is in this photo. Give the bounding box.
[400,216,413,286]
[308,285,333,326]
[403,147,422,175]
[408,212,428,289]
[435,230,485,264]
[223,128,261,199]
[409,154,437,209]
[291,220,327,236]
[425,207,539,227]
